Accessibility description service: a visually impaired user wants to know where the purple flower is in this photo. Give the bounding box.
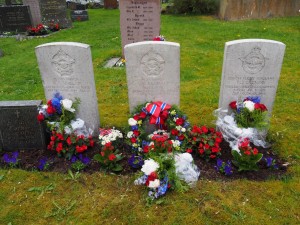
[131,125,138,131]
[264,157,278,169]
[71,156,77,163]
[38,157,48,171]
[128,154,144,168]
[81,156,91,165]
[2,151,19,166]
[224,161,233,176]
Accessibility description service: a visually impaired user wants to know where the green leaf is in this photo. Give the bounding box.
[0,175,4,181]
[112,164,123,172]
[93,154,102,162]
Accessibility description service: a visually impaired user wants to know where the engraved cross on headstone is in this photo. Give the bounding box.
[15,110,20,118]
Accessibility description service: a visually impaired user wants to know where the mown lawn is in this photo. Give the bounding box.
[0,9,299,224]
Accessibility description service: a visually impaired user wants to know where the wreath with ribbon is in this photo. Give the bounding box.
[127,101,190,154]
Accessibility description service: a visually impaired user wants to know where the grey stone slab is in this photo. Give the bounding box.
[35,42,100,135]
[39,0,72,28]
[0,5,32,32]
[120,0,161,56]
[219,39,286,113]
[125,41,180,112]
[0,100,46,151]
[23,0,42,26]
[104,57,121,68]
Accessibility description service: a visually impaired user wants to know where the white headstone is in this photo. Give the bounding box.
[219,39,285,113]
[35,42,100,135]
[125,41,180,112]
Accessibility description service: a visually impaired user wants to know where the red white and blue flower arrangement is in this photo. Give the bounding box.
[127,101,200,201]
[37,93,94,159]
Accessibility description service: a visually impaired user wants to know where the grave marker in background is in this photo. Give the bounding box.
[71,10,89,22]
[39,0,71,28]
[120,0,161,56]
[125,41,180,112]
[219,39,286,113]
[0,5,32,32]
[23,0,42,26]
[35,42,100,135]
[0,100,46,151]
[104,0,118,9]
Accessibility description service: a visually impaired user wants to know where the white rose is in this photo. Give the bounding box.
[148,179,160,188]
[141,159,159,175]
[243,100,255,112]
[61,99,75,112]
[128,118,137,126]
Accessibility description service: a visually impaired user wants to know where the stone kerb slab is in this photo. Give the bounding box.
[35,42,100,135]
[120,0,161,56]
[219,39,285,113]
[125,41,180,112]
[0,100,46,151]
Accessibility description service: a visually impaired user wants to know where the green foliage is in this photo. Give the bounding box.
[64,169,81,182]
[45,200,76,221]
[28,183,55,199]
[169,0,220,14]
[93,151,123,172]
[71,160,87,172]
[0,175,4,181]
[232,150,263,172]
[235,108,269,130]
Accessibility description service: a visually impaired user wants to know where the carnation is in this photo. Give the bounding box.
[128,118,137,126]
[141,159,160,175]
[148,179,160,188]
[61,99,75,112]
[243,100,255,112]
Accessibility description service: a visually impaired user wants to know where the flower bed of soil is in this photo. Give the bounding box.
[0,141,288,181]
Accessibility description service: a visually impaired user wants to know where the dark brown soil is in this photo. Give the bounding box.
[0,141,288,181]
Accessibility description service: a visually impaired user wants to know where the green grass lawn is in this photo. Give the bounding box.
[0,9,300,224]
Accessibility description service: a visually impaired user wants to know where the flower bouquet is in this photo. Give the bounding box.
[93,128,124,172]
[231,138,263,171]
[127,101,190,155]
[215,96,270,149]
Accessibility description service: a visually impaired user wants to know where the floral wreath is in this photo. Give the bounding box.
[127,101,190,154]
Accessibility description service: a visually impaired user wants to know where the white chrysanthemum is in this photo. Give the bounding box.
[172,140,181,148]
[148,179,160,188]
[243,100,255,112]
[61,99,75,112]
[141,159,159,175]
[128,118,137,126]
[176,125,182,131]
[127,131,133,138]
[181,127,186,132]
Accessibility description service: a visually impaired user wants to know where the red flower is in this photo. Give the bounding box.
[201,126,208,133]
[56,143,63,153]
[191,125,201,133]
[130,138,137,143]
[244,150,251,155]
[211,147,219,153]
[210,155,216,159]
[175,118,184,126]
[139,112,147,119]
[133,130,140,136]
[133,115,140,121]
[186,148,193,153]
[215,137,222,143]
[66,136,72,145]
[229,101,237,110]
[76,145,88,153]
[108,153,116,161]
[57,133,64,141]
[255,103,268,111]
[253,148,258,155]
[199,149,204,154]
[204,144,210,149]
[46,105,56,115]
[37,113,45,122]
[143,145,149,153]
[171,129,179,136]
[153,37,161,41]
[146,171,158,186]
[178,134,185,141]
[89,139,95,147]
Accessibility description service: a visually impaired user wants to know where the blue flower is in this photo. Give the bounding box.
[2,151,19,166]
[81,156,91,165]
[216,159,223,168]
[246,96,261,103]
[131,125,138,131]
[54,92,63,101]
[128,154,144,168]
[51,97,62,114]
